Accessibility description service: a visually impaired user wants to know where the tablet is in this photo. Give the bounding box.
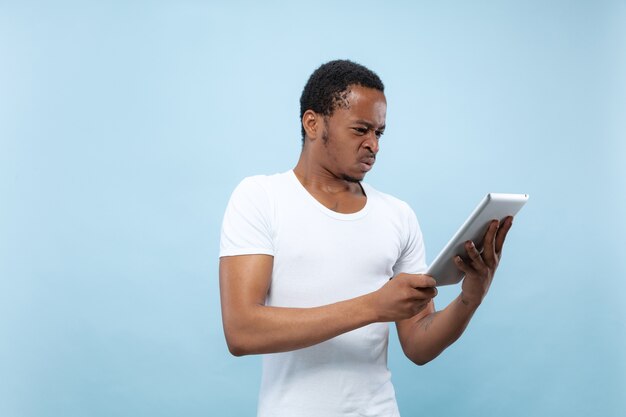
[426,193,528,286]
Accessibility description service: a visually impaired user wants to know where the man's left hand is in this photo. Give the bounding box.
[454,216,514,308]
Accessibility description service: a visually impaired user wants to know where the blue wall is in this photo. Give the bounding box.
[1,1,624,416]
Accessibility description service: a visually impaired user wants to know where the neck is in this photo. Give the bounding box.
[293,151,363,196]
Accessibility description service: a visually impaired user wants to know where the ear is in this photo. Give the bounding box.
[302,110,321,142]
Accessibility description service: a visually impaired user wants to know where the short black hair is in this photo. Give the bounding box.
[299,59,385,142]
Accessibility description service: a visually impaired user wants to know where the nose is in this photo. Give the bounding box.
[364,132,379,154]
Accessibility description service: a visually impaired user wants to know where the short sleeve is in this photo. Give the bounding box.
[392,204,427,275]
[219,176,275,257]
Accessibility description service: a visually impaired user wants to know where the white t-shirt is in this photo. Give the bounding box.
[220,170,427,417]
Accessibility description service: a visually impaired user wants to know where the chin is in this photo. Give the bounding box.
[341,173,365,183]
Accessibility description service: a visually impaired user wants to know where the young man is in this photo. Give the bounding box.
[219,60,513,417]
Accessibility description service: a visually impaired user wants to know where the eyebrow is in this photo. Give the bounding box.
[353,120,386,131]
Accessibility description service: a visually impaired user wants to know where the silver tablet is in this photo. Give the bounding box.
[426,193,528,286]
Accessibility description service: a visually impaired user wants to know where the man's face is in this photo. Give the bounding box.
[319,85,387,183]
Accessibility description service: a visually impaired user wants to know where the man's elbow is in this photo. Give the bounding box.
[409,356,433,366]
[226,337,256,357]
[222,306,268,356]
[223,325,260,357]
[226,341,248,357]
[224,330,249,356]
[402,346,438,366]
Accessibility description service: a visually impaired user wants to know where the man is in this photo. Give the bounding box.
[219,60,513,417]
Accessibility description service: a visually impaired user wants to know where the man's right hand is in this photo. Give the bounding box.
[369,273,437,322]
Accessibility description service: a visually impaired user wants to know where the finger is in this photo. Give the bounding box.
[408,274,437,288]
[495,216,514,255]
[465,240,487,272]
[453,254,472,275]
[413,286,438,300]
[482,220,500,266]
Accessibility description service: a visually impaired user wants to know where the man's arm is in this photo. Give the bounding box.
[396,217,513,365]
[219,254,437,356]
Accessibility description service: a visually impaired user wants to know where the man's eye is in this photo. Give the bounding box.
[353,127,367,135]
[375,130,384,139]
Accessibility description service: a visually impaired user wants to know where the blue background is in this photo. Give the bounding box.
[1,1,625,416]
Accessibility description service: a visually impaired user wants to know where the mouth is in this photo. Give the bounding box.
[359,157,376,172]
